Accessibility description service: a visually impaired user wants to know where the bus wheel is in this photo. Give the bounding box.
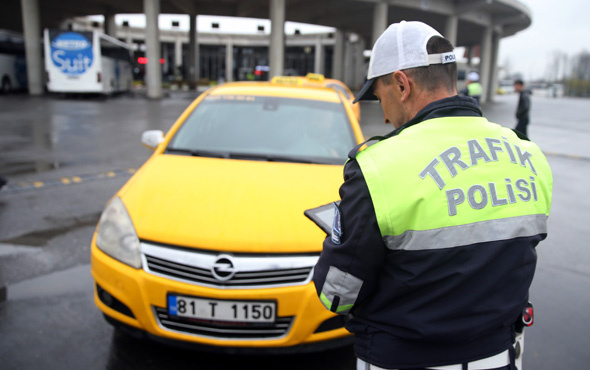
[1,76,12,93]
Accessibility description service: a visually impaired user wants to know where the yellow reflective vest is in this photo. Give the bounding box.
[356,116,552,248]
[467,82,483,97]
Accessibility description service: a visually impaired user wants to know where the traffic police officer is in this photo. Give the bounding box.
[313,21,553,370]
[460,71,483,105]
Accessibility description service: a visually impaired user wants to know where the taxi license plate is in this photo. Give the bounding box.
[168,295,276,323]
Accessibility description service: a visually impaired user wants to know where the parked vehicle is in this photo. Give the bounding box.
[44,29,133,94]
[91,77,366,352]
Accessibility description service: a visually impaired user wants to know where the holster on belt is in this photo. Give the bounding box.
[515,301,534,334]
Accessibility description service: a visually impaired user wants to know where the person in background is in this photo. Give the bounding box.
[514,79,532,136]
[459,71,483,105]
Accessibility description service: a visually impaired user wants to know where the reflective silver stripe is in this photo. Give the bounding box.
[321,266,364,314]
[384,214,547,251]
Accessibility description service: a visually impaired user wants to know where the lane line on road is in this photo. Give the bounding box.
[543,151,590,162]
[0,168,137,194]
[0,150,588,194]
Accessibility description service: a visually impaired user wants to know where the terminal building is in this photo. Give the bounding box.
[3,0,531,102]
[64,16,363,91]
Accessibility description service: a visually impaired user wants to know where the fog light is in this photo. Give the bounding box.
[100,289,113,307]
[96,284,135,318]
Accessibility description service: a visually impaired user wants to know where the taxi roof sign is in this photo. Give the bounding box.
[271,73,326,86]
[271,76,304,86]
[305,73,325,82]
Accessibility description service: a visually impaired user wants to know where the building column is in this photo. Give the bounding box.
[445,15,458,47]
[20,0,44,95]
[144,0,161,98]
[124,26,133,46]
[104,14,117,37]
[332,30,345,81]
[467,46,476,68]
[225,40,233,82]
[174,36,183,74]
[479,25,492,103]
[488,30,501,102]
[343,35,355,87]
[372,1,388,46]
[314,37,324,75]
[269,0,285,78]
[351,36,365,90]
[162,42,169,76]
[188,13,198,86]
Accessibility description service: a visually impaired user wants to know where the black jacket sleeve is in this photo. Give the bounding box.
[313,157,387,313]
[516,91,531,119]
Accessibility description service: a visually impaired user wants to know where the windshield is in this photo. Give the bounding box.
[167,94,357,165]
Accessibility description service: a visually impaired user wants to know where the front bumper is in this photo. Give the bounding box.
[90,239,351,351]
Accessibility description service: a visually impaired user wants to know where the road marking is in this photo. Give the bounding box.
[543,151,590,162]
[1,168,137,193]
[0,151,587,194]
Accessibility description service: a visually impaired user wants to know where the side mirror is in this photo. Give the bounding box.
[141,130,165,150]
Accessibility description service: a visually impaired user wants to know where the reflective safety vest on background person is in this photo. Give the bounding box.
[355,116,552,254]
[467,82,483,100]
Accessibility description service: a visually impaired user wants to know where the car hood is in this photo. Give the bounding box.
[118,154,343,253]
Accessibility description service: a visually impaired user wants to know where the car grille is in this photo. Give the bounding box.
[145,254,313,288]
[141,242,319,289]
[154,306,294,339]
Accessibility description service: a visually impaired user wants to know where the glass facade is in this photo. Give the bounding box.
[130,41,335,84]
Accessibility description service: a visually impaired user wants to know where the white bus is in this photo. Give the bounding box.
[44,29,133,94]
[0,29,27,93]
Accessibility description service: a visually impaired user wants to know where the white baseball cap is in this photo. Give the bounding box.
[468,71,480,81]
[354,21,456,103]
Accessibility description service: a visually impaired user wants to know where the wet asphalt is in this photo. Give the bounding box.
[1,89,590,369]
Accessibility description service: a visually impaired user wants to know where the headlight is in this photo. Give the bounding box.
[96,197,141,268]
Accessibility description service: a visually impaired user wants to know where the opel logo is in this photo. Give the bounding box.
[211,254,237,281]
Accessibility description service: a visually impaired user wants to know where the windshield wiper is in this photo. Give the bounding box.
[166,148,331,164]
[227,152,323,164]
[165,147,229,158]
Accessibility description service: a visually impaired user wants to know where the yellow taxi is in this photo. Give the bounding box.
[91,77,365,352]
